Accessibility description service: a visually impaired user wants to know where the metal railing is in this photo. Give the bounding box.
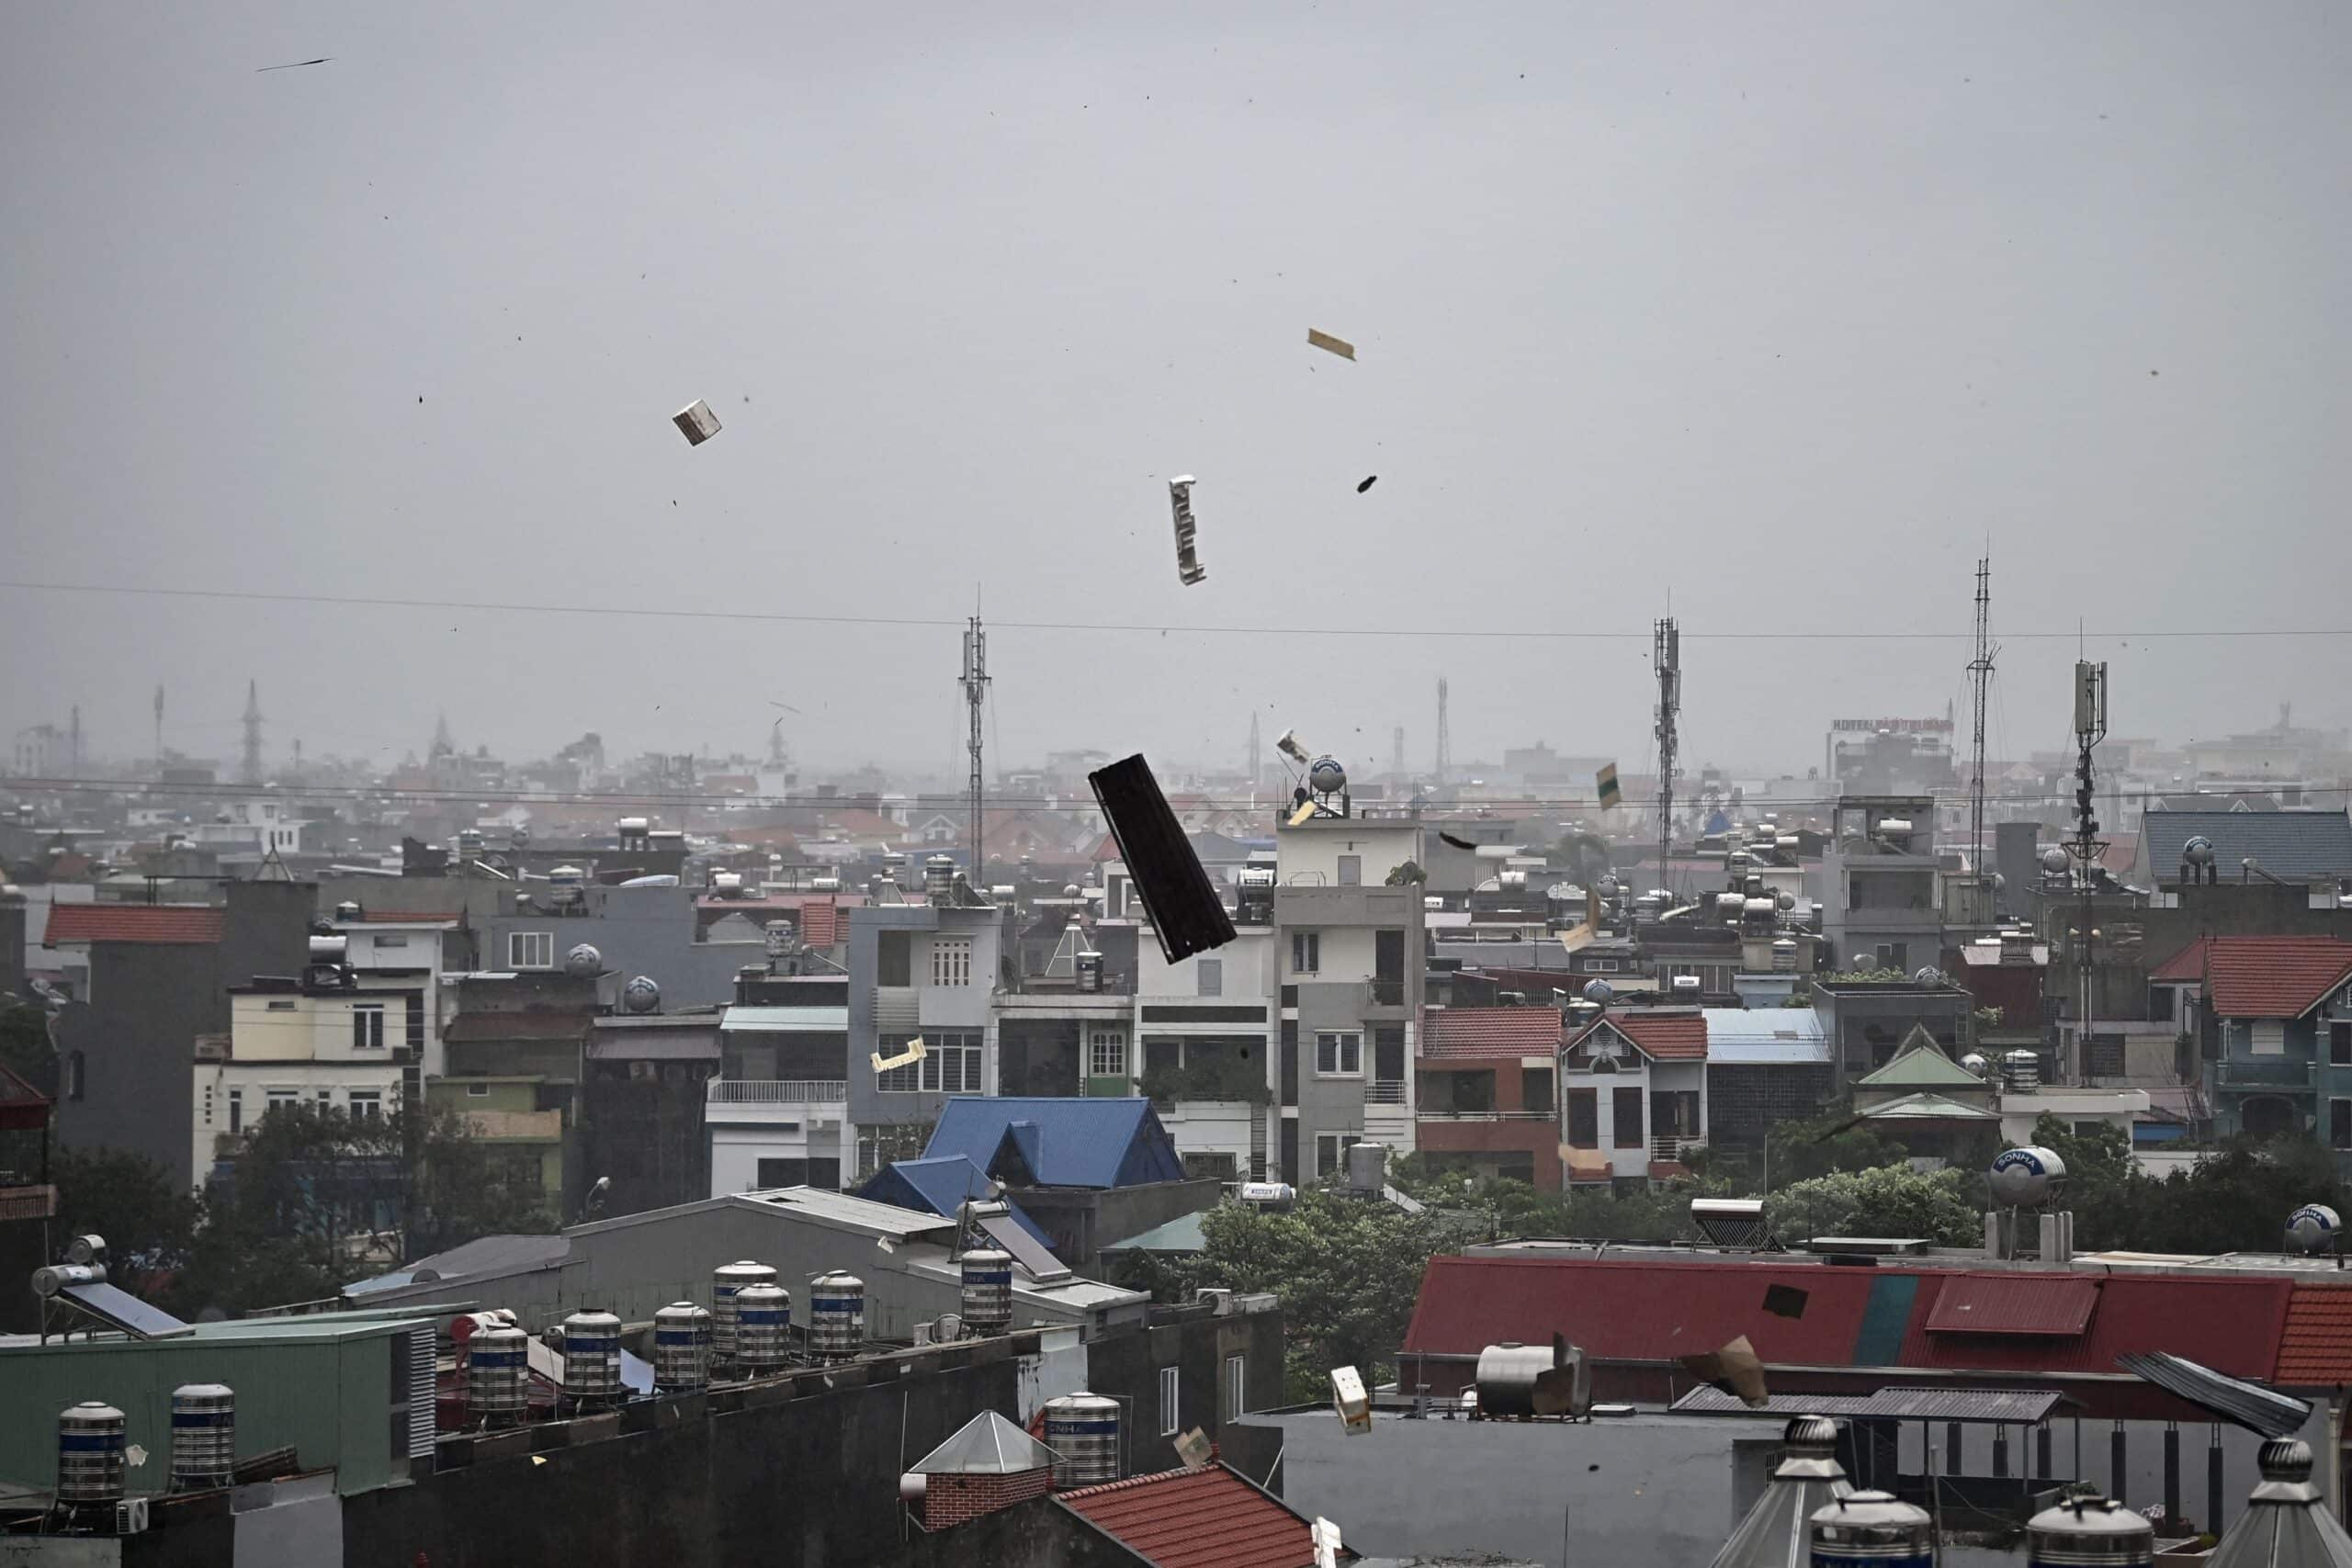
[1652,1134,1704,1160]
[1365,979,1407,1008]
[707,1079,849,1104]
[1419,1110,1551,1122]
[1365,1078,1408,1105]
[2214,1058,2313,1089]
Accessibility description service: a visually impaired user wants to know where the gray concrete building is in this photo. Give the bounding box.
[844,877,1006,1178]
[1816,795,1945,975]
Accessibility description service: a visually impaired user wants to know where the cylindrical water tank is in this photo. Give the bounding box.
[2026,1496,2154,1568]
[1809,1491,1932,1566]
[2003,1050,2041,1092]
[735,1283,791,1372]
[711,1260,777,1360]
[808,1271,865,1359]
[653,1302,711,1391]
[58,1402,126,1505]
[562,1311,623,1404]
[1042,1393,1122,1488]
[960,1250,1013,1337]
[1345,1141,1389,1194]
[469,1325,529,1425]
[169,1383,235,1493]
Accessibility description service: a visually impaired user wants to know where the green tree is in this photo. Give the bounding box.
[1762,1101,1905,1186]
[0,1003,55,1097]
[1764,1165,1982,1246]
[51,1147,199,1293]
[1384,861,1428,887]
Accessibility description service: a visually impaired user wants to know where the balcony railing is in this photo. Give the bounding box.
[1652,1134,1704,1161]
[707,1079,849,1104]
[1418,1109,1552,1122]
[1365,1078,1408,1105]
[1365,979,1407,1008]
[2214,1058,2314,1089]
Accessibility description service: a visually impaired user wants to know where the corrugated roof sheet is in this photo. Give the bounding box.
[1056,1464,1318,1568]
[1702,1010,1829,1066]
[1672,1386,2065,1423]
[858,1156,1054,1250]
[1855,1091,2000,1122]
[719,1005,850,1032]
[926,1097,1186,1190]
[42,903,224,945]
[1896,1272,2289,1379]
[2200,938,2352,1021]
[2277,1286,2352,1387]
[1099,1210,1209,1255]
[2117,1351,2312,1438]
[2139,809,2352,886]
[1855,1043,1984,1090]
[2150,937,2212,983]
[1420,1006,1563,1059]
[1924,1275,2100,1337]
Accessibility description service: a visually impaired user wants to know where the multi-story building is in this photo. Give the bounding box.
[1272,814,1423,1184]
[1131,880,1277,1183]
[1815,795,1943,976]
[194,976,407,1185]
[1557,1005,1708,1187]
[844,864,1004,1179]
[2177,936,2352,1154]
[1415,1005,1562,1188]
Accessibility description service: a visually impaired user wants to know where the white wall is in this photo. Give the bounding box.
[1276,822,1422,886]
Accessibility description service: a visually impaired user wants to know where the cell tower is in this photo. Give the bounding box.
[1391,725,1406,781]
[153,683,164,766]
[1654,619,1680,897]
[1434,678,1451,784]
[240,680,264,784]
[2064,660,2109,1084]
[1966,558,2000,889]
[960,615,989,876]
[1247,711,1262,795]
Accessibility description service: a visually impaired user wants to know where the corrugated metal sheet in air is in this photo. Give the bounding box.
[1672,1385,2064,1424]
[1925,1275,2100,1336]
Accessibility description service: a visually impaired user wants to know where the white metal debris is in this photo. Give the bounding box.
[1168,475,1206,586]
[672,399,722,446]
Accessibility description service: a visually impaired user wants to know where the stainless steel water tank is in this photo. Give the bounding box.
[652,1302,711,1392]
[1042,1393,1121,1487]
[469,1324,529,1425]
[169,1382,235,1492]
[735,1282,791,1372]
[1809,1491,1932,1566]
[562,1311,623,1405]
[808,1271,865,1359]
[57,1402,126,1505]
[2026,1496,2154,1568]
[1473,1341,1589,1417]
[959,1250,1012,1337]
[711,1260,777,1360]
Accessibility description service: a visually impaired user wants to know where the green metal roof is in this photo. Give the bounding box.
[1854,1036,1984,1091]
[1098,1209,1209,1255]
[1855,1090,2000,1122]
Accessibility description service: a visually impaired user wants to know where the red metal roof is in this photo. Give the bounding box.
[1893,1271,2288,1379]
[2200,937,2352,1019]
[2276,1285,2352,1387]
[42,904,224,946]
[1566,1009,1707,1062]
[1421,1006,1563,1059]
[1923,1275,2099,1337]
[2148,938,2211,984]
[1056,1465,1317,1568]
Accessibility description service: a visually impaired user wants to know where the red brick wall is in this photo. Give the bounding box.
[921,1467,1054,1529]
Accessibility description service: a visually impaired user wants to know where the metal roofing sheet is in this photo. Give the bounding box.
[2138,809,2352,886]
[2117,1351,2312,1438]
[718,1006,849,1032]
[1672,1385,2065,1424]
[1897,1271,2290,1379]
[1924,1275,2100,1337]
[926,1096,1186,1190]
[1701,1010,1829,1066]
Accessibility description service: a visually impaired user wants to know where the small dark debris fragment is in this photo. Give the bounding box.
[256,57,331,72]
[1439,831,1477,852]
[1356,475,1377,493]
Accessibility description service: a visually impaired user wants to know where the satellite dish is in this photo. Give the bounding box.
[564,942,604,977]
[621,976,662,1014]
[1988,1146,2067,1208]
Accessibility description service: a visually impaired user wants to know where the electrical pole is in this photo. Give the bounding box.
[961,615,989,880]
[1654,619,1679,899]
[240,680,264,784]
[1247,711,1262,799]
[1434,677,1451,784]
[153,683,164,769]
[1967,558,1999,902]
[2065,660,2108,1086]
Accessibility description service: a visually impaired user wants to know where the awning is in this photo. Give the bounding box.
[1671,1385,2067,1424]
[1925,1275,2099,1337]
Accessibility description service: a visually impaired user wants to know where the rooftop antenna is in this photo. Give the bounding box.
[1434,677,1451,785]
[152,683,164,768]
[1967,556,2000,895]
[1655,618,1680,899]
[961,598,989,879]
[1391,724,1406,782]
[239,680,264,784]
[2064,658,2108,1085]
[1248,711,1262,799]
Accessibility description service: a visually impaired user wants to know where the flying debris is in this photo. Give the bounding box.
[1168,476,1205,585]
[673,399,722,446]
[1596,762,1622,811]
[1306,328,1356,361]
[1172,1428,1213,1469]
[1356,475,1377,493]
[1088,754,1237,963]
[870,1037,927,1075]
[256,57,331,71]
[1680,1336,1768,1408]
[1438,831,1477,852]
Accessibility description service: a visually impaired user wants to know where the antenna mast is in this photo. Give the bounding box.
[1654,619,1679,898]
[1247,711,1262,799]
[240,680,264,784]
[1967,557,2000,894]
[2064,660,2109,1085]
[1434,677,1451,784]
[153,683,164,768]
[961,615,989,879]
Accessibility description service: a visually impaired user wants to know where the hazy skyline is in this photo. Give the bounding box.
[6,4,2349,784]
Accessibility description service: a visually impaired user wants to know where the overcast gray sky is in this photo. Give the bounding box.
[5,2,2347,784]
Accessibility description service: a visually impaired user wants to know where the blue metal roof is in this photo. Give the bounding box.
[924,1097,1187,1190]
[856,1156,1054,1249]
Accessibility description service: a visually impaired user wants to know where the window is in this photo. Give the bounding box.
[1291,931,1320,975]
[1089,1030,1128,1078]
[466,1083,491,1098]
[317,1088,334,1107]
[1585,958,1620,974]
[1222,1354,1249,1422]
[1196,959,1223,998]
[266,1089,300,1116]
[1337,854,1361,887]
[2333,1021,2352,1067]
[228,1089,243,1134]
[1314,1031,1361,1076]
[920,1032,983,1093]
[508,931,554,969]
[1566,1089,1598,1148]
[349,1090,382,1120]
[876,931,911,987]
[374,933,408,949]
[876,1034,922,1092]
[1316,1132,1361,1176]
[757,1156,809,1188]
[352,1005,386,1051]
[1611,1086,1645,1148]
[2334,1100,2351,1151]
[929,937,972,988]
[2252,1020,2287,1056]
[1159,1365,1181,1435]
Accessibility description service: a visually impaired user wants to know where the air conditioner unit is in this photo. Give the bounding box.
[114,1497,149,1535]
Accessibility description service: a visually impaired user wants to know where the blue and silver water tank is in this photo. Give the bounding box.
[562,1311,624,1405]
[736,1282,791,1372]
[1809,1490,1932,1567]
[469,1324,529,1425]
[2026,1495,2154,1568]
[169,1383,236,1492]
[653,1302,711,1392]
[1042,1393,1121,1488]
[809,1271,865,1359]
[959,1250,1013,1337]
[711,1260,777,1361]
[57,1402,127,1505]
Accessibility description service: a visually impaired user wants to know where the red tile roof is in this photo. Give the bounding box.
[1056,1465,1317,1568]
[2202,937,2352,1019]
[1421,1006,1563,1059]
[2148,938,2211,984]
[2277,1285,2352,1387]
[42,904,224,946]
[1567,1008,1707,1061]
[1923,1275,2099,1336]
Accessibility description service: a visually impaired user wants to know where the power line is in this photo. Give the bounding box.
[4,578,2350,643]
